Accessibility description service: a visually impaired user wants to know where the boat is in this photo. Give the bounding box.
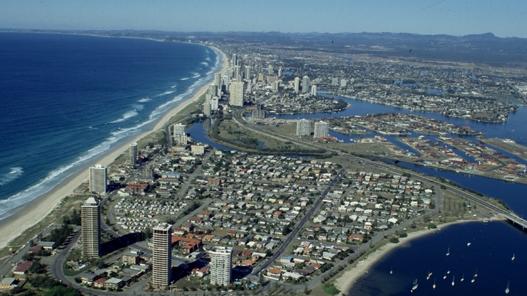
[426,272,433,280]
[389,269,393,275]
[466,242,471,247]
[446,270,451,275]
[460,274,464,282]
[411,279,419,293]
[451,276,455,287]
[432,280,436,289]
[505,281,510,294]
[471,278,476,284]
[446,247,450,256]
[511,253,516,261]
[443,274,447,280]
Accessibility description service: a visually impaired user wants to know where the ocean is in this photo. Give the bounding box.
[0,32,218,219]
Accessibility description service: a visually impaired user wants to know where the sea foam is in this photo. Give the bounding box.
[110,110,139,123]
[0,167,24,187]
[138,97,152,103]
[0,44,220,220]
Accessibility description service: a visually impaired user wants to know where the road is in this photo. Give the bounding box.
[0,222,58,278]
[251,170,343,275]
[233,112,524,222]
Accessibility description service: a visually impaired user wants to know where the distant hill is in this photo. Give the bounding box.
[5,29,527,67]
[192,31,527,67]
[179,31,527,67]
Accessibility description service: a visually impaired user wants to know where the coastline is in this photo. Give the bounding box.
[333,218,496,295]
[0,44,227,250]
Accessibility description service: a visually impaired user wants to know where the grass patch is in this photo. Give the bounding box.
[211,118,325,155]
[322,283,340,296]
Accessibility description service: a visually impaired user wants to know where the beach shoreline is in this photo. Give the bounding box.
[0,43,227,251]
[333,218,498,295]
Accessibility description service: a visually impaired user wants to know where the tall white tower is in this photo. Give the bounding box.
[81,197,100,259]
[208,246,232,287]
[89,164,107,194]
[152,223,172,290]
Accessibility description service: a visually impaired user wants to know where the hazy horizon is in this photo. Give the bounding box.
[0,0,526,38]
[0,28,519,40]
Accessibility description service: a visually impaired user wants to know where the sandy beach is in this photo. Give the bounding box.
[0,44,228,250]
[333,219,493,295]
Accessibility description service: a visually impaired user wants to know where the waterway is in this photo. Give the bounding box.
[186,96,527,296]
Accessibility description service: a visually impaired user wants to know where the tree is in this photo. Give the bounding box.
[390,237,400,244]
[29,275,56,289]
[29,260,47,274]
[44,286,80,296]
[95,259,106,269]
[143,228,153,239]
[63,210,81,226]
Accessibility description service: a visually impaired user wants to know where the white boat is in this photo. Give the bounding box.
[446,247,450,256]
[446,270,451,275]
[505,281,510,294]
[452,276,456,287]
[389,269,393,275]
[460,274,464,282]
[411,279,419,293]
[511,253,516,261]
[432,280,437,289]
[443,274,447,280]
[471,278,476,284]
[426,272,433,280]
[466,242,471,247]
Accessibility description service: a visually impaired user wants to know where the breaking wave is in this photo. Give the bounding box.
[0,44,221,221]
[0,167,24,187]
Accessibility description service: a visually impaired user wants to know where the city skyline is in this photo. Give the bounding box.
[0,2,526,294]
[0,0,526,38]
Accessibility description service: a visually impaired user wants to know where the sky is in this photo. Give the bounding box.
[0,0,526,37]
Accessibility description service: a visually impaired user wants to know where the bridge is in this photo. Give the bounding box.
[502,213,527,229]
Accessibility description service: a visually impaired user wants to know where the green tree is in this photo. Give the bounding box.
[44,286,80,296]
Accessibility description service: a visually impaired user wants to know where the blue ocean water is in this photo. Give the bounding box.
[0,32,218,219]
[350,221,527,296]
